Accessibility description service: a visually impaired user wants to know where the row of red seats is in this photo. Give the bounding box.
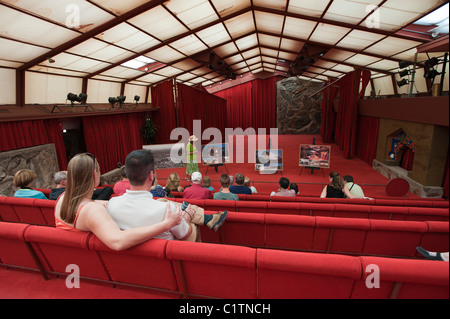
[171,198,449,222]
[199,212,449,259]
[169,192,449,208]
[0,221,448,299]
[1,197,448,229]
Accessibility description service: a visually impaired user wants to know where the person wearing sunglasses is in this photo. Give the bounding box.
[54,153,182,251]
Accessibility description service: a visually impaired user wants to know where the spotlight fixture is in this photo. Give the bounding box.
[424,69,440,80]
[397,79,409,88]
[67,93,87,105]
[399,61,413,69]
[48,58,55,64]
[134,95,140,105]
[108,96,126,108]
[398,69,411,78]
[425,57,440,69]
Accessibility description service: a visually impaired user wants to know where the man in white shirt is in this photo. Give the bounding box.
[108,150,228,242]
[343,175,365,198]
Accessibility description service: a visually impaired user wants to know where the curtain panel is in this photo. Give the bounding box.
[0,119,67,170]
[82,113,145,173]
[177,83,227,140]
[151,80,177,145]
[355,116,380,165]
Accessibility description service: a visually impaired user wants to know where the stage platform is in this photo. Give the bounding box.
[153,135,419,199]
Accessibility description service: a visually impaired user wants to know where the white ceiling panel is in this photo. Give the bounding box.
[337,30,386,51]
[364,37,423,57]
[165,0,218,30]
[253,0,288,11]
[345,54,382,66]
[223,11,256,38]
[0,38,50,62]
[215,42,239,58]
[283,17,317,40]
[235,34,259,51]
[170,35,208,56]
[254,11,285,34]
[196,24,232,47]
[309,23,352,46]
[288,0,332,17]
[211,0,251,18]
[128,6,189,41]
[97,23,160,52]
[145,46,186,64]
[323,0,383,25]
[258,34,281,48]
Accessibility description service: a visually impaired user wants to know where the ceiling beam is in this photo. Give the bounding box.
[18,0,168,71]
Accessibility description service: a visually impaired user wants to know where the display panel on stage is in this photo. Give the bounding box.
[299,144,331,168]
[202,143,230,165]
[255,149,283,171]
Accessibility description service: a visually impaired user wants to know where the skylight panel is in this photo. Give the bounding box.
[121,56,155,69]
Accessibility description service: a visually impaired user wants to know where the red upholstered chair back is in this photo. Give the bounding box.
[236,200,267,213]
[166,241,257,299]
[5,197,48,225]
[0,196,20,222]
[418,221,450,256]
[299,203,334,217]
[34,198,56,226]
[257,249,361,299]
[88,236,180,295]
[23,225,110,281]
[353,256,449,299]
[267,202,301,215]
[265,214,315,250]
[221,212,265,246]
[204,199,237,212]
[0,222,36,270]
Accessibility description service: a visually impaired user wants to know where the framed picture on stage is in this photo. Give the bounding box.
[202,143,230,165]
[299,145,331,168]
[255,149,283,171]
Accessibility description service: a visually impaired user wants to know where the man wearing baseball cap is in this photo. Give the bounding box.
[183,171,213,200]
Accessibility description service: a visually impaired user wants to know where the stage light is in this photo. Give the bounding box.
[425,57,440,69]
[397,79,409,87]
[424,69,440,80]
[108,97,118,107]
[134,95,140,105]
[67,93,87,105]
[117,95,126,107]
[398,69,411,78]
[399,61,413,69]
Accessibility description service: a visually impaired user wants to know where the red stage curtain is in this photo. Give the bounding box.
[320,81,339,143]
[355,116,380,165]
[82,113,145,173]
[214,82,252,130]
[251,77,277,130]
[334,70,371,159]
[401,147,415,171]
[177,83,227,139]
[151,80,177,145]
[0,119,67,170]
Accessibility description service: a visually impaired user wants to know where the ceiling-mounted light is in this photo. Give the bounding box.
[425,57,440,69]
[399,61,413,69]
[398,69,411,78]
[397,79,409,88]
[424,69,440,80]
[134,95,140,105]
[67,93,87,105]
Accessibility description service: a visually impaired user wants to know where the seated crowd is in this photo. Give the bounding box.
[7,150,370,252]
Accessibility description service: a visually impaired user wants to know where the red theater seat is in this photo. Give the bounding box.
[88,236,180,298]
[34,199,56,226]
[418,221,450,256]
[353,256,449,299]
[267,202,301,215]
[0,196,20,222]
[265,214,315,250]
[257,249,361,299]
[166,241,257,299]
[299,203,334,217]
[204,200,236,212]
[23,226,110,281]
[363,220,428,257]
[407,207,449,222]
[5,197,47,225]
[334,204,371,219]
[0,222,36,270]
[221,212,265,246]
[236,200,267,213]
[313,217,370,254]
[371,206,407,220]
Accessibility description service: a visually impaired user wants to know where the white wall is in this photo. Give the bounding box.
[0,68,16,105]
[25,72,83,104]
[123,84,147,104]
[86,79,121,103]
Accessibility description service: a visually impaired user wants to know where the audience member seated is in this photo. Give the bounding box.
[244,177,258,194]
[54,153,182,251]
[229,173,252,195]
[202,176,215,192]
[343,175,365,198]
[290,183,299,195]
[320,172,362,199]
[49,171,67,200]
[213,174,239,201]
[13,169,47,200]
[271,177,296,197]
[150,172,167,198]
[183,172,213,200]
[417,246,449,262]
[165,172,184,193]
[113,167,131,196]
[108,150,228,241]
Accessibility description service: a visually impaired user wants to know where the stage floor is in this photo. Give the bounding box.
[155,135,418,199]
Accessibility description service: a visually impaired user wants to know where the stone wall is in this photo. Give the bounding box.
[277,77,324,134]
[0,144,59,197]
